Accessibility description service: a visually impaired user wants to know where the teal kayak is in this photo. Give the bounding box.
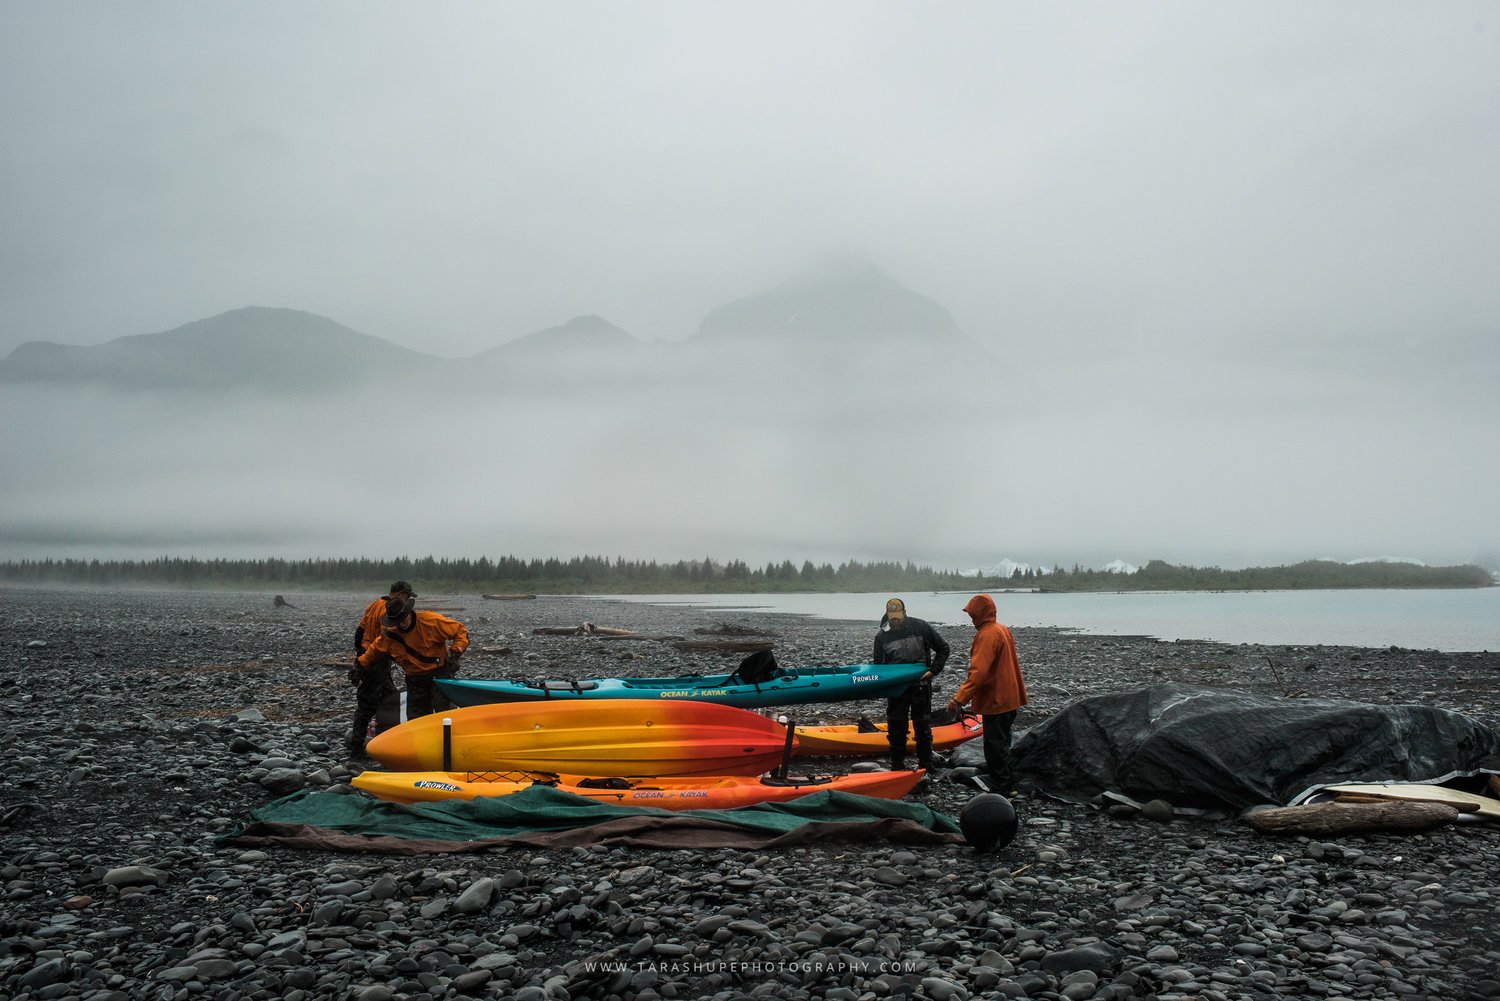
[437,661,928,710]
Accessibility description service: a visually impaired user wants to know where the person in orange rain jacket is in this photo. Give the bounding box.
[945,593,1028,797]
[355,592,469,721]
[346,580,412,755]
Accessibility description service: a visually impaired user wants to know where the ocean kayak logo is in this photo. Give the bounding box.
[414,780,462,791]
[661,689,728,697]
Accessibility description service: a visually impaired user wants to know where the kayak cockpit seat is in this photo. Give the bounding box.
[759,775,833,788]
[856,716,880,733]
[575,777,633,790]
[536,679,600,692]
[724,649,782,687]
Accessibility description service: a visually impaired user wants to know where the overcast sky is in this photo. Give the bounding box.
[3,2,1496,357]
[1,2,1496,569]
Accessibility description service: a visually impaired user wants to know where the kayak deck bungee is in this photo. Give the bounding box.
[363,698,795,776]
[793,713,985,756]
[437,661,928,710]
[351,767,925,809]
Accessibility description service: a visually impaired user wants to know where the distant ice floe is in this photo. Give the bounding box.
[959,557,1139,578]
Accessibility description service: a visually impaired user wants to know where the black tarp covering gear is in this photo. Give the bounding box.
[1012,684,1500,811]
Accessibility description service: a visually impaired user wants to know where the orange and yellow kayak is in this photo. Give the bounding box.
[352,768,925,809]
[793,714,984,756]
[363,699,794,776]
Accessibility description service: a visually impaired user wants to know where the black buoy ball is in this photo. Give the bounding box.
[959,792,1018,852]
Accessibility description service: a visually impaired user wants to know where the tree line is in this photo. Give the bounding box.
[0,554,1490,593]
[0,555,1000,593]
[1029,559,1493,591]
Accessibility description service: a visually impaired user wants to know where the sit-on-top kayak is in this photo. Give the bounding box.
[437,661,928,709]
[352,768,925,809]
[363,699,794,776]
[794,714,985,756]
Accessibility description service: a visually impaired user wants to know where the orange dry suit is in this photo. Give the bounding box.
[953,594,1028,715]
[354,597,386,656]
[357,610,469,678]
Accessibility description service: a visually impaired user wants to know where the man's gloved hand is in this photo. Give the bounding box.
[444,652,463,675]
[347,664,363,686]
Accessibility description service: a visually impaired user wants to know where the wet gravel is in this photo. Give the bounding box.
[1,584,1498,1001]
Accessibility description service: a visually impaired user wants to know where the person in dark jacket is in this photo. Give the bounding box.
[873,597,951,771]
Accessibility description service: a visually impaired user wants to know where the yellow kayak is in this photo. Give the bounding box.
[352,768,925,808]
[363,698,794,776]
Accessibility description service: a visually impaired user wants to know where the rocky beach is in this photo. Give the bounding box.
[2,585,1498,1001]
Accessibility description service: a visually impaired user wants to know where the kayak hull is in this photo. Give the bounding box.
[438,662,928,709]
[352,768,925,809]
[363,699,794,776]
[794,715,985,756]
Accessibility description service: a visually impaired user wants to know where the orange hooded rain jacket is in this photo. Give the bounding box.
[953,594,1028,715]
[357,611,469,677]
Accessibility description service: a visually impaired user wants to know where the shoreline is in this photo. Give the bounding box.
[1,587,1497,1000]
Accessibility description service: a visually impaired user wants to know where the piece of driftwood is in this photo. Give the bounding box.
[1243,800,1459,835]
[473,646,513,656]
[1489,774,1500,798]
[273,595,296,608]
[422,604,465,612]
[533,623,639,637]
[692,623,779,638]
[483,593,538,600]
[672,639,776,654]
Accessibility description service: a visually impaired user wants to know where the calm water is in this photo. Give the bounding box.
[599,588,1500,652]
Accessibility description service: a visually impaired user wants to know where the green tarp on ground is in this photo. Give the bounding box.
[223,785,965,854]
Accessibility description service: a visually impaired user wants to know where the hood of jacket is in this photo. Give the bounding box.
[963,594,997,625]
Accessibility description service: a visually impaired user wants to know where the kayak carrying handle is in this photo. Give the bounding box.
[442,717,453,771]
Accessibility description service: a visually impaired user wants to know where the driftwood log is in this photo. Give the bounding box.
[483,593,538,600]
[692,624,779,638]
[533,623,639,637]
[1243,800,1460,835]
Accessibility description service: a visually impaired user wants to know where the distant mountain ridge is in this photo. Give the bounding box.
[0,263,989,394]
[0,306,433,392]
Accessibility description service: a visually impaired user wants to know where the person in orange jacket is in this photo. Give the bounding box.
[355,592,469,721]
[346,580,411,754]
[945,593,1028,797]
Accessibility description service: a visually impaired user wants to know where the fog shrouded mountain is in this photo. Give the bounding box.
[1,260,1492,569]
[0,307,435,393]
[0,263,1011,564]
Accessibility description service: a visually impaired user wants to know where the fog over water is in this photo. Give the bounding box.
[1,3,1496,571]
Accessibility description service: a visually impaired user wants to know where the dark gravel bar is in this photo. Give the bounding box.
[2,585,1498,1001]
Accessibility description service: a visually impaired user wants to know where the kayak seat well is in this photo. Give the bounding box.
[575,777,633,790]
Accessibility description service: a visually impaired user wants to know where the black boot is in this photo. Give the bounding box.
[348,708,374,756]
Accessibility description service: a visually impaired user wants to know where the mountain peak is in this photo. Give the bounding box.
[484,315,638,357]
[693,260,971,348]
